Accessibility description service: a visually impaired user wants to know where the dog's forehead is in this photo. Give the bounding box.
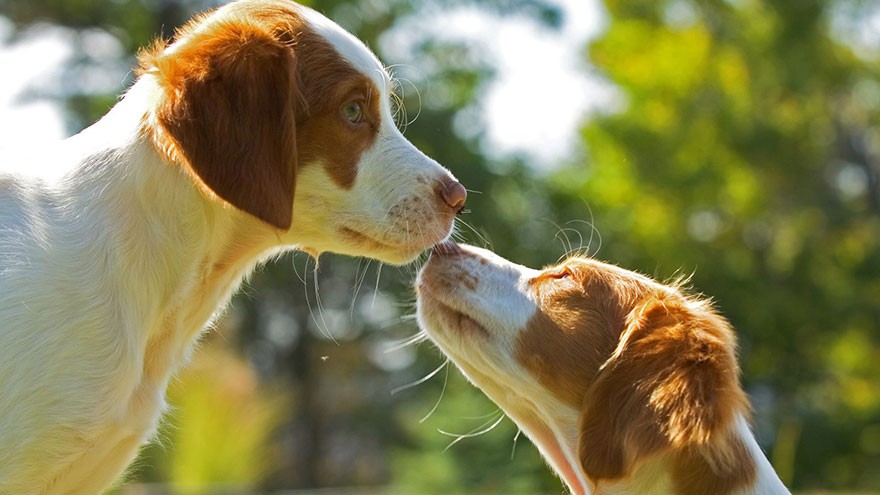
[512,256,653,406]
[297,5,390,90]
[517,299,607,401]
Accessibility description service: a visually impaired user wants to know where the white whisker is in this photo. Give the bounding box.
[399,77,422,127]
[545,218,572,259]
[511,428,523,460]
[565,218,602,258]
[439,411,506,451]
[291,252,308,284]
[310,261,338,345]
[383,330,428,352]
[371,262,384,308]
[349,258,373,316]
[385,64,425,132]
[391,358,449,396]
[419,361,450,424]
[456,218,492,249]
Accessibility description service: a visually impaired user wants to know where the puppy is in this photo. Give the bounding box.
[417,242,790,495]
[0,1,465,492]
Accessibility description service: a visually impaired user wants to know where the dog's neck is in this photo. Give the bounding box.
[49,77,282,381]
[558,414,789,495]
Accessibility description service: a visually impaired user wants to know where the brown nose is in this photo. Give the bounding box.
[440,179,467,213]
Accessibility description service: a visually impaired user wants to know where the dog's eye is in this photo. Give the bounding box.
[341,102,364,123]
[549,268,573,280]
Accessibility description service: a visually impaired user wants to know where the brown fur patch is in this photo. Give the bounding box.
[578,294,750,484]
[515,261,631,407]
[248,0,381,190]
[140,0,380,227]
[672,429,757,495]
[296,73,381,190]
[515,259,753,493]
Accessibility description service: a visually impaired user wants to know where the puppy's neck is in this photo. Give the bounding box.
[584,415,789,495]
[729,415,791,495]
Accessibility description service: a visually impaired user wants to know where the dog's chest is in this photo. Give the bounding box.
[42,319,195,493]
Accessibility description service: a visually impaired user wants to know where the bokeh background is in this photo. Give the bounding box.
[1,0,879,493]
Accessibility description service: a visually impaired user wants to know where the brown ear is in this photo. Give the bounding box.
[578,294,747,482]
[150,20,298,229]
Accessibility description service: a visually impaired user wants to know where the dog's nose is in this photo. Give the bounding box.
[440,179,467,213]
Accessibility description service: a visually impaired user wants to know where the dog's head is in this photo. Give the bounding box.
[139,0,465,264]
[417,243,755,494]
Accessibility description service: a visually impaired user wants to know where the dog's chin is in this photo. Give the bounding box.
[367,246,425,266]
[335,226,449,266]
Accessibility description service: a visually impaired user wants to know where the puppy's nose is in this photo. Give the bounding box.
[440,178,467,213]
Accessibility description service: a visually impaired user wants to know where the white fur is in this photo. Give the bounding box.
[732,416,791,495]
[0,4,460,493]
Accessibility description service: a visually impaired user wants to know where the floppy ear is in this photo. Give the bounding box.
[578,294,747,482]
[149,20,298,229]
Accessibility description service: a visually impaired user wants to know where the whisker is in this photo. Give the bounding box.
[565,218,602,258]
[419,361,450,424]
[511,428,523,460]
[455,218,492,249]
[383,329,429,352]
[349,258,373,316]
[301,256,322,341]
[391,358,448,395]
[386,64,426,132]
[399,77,422,127]
[583,201,604,256]
[439,411,506,451]
[311,263,339,345]
[544,218,572,260]
[565,226,585,257]
[371,259,384,308]
[291,252,308,285]
[391,90,407,132]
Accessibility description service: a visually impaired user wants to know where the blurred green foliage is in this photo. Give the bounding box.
[570,1,880,489]
[1,0,878,493]
[134,337,290,491]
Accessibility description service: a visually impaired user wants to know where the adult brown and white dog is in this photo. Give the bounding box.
[417,243,790,495]
[0,1,466,492]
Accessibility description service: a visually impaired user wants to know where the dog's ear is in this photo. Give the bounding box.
[578,294,747,482]
[147,20,298,229]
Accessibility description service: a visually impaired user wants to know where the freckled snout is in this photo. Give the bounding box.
[437,178,467,213]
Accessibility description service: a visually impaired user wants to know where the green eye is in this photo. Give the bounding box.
[341,102,363,123]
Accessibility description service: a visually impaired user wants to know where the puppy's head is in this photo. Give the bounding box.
[139,0,465,264]
[417,243,753,494]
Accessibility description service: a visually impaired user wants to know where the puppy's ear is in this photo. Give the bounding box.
[578,294,747,482]
[147,20,298,229]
